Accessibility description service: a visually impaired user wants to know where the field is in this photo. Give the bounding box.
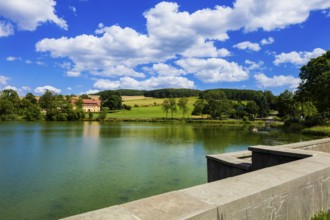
[109,96,199,119]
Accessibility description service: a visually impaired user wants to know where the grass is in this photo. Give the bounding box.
[302,125,330,136]
[114,96,199,119]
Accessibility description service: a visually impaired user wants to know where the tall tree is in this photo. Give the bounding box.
[161,99,170,118]
[177,97,189,118]
[297,50,330,117]
[39,90,55,111]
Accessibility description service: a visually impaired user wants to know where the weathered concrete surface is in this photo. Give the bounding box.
[207,150,251,182]
[207,138,330,182]
[62,138,330,220]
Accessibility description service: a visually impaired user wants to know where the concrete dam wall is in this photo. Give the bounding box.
[63,138,330,220]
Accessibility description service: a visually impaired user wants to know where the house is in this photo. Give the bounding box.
[71,97,101,112]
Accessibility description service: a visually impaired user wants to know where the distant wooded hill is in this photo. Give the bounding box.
[96,88,274,101]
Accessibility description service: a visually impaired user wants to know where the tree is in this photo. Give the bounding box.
[100,91,122,110]
[39,90,55,111]
[23,93,37,105]
[21,93,42,121]
[22,104,42,121]
[177,97,189,118]
[192,99,207,118]
[297,50,330,117]
[245,101,259,118]
[203,90,231,119]
[161,99,170,118]
[277,90,298,118]
[0,89,20,113]
[169,98,177,118]
[0,99,16,120]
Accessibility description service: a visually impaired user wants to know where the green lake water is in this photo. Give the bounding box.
[0,121,317,219]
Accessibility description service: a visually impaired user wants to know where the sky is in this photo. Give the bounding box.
[0,0,329,96]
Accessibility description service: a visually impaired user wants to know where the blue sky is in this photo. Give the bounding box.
[0,0,329,96]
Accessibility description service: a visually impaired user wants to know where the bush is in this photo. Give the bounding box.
[311,210,330,220]
[304,115,325,127]
[122,104,131,110]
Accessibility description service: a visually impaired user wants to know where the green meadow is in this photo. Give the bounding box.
[113,96,199,119]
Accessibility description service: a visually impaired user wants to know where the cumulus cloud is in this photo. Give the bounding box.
[233,41,261,51]
[260,37,274,45]
[34,85,61,94]
[0,75,9,85]
[0,21,14,37]
[177,58,249,83]
[93,76,194,90]
[232,0,330,32]
[254,73,301,89]
[35,1,330,86]
[274,48,326,65]
[0,0,67,33]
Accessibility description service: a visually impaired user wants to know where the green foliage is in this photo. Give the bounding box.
[277,90,298,118]
[298,50,330,117]
[39,90,56,110]
[191,99,207,117]
[144,88,200,98]
[311,210,330,220]
[200,90,232,119]
[161,99,170,118]
[0,89,20,120]
[177,97,189,118]
[169,98,177,118]
[99,91,122,110]
[302,126,330,136]
[22,103,42,121]
[98,107,108,121]
[122,104,131,110]
[245,101,259,118]
[88,112,94,120]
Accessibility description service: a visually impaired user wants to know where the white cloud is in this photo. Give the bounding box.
[35,1,330,86]
[245,60,264,70]
[6,56,21,61]
[34,85,61,94]
[151,63,186,76]
[0,0,67,32]
[177,58,249,83]
[0,75,9,85]
[0,21,14,37]
[232,0,330,32]
[3,85,18,91]
[260,37,274,45]
[233,41,261,51]
[254,73,301,89]
[83,89,100,95]
[93,76,194,90]
[274,48,326,65]
[181,38,231,58]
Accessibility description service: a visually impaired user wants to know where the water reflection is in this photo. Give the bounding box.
[0,121,317,220]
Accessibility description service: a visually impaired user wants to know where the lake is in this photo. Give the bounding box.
[0,121,316,219]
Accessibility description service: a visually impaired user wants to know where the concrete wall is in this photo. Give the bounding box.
[207,138,330,182]
[62,138,330,220]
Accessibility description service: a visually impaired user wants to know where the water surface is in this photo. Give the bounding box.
[0,121,316,219]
